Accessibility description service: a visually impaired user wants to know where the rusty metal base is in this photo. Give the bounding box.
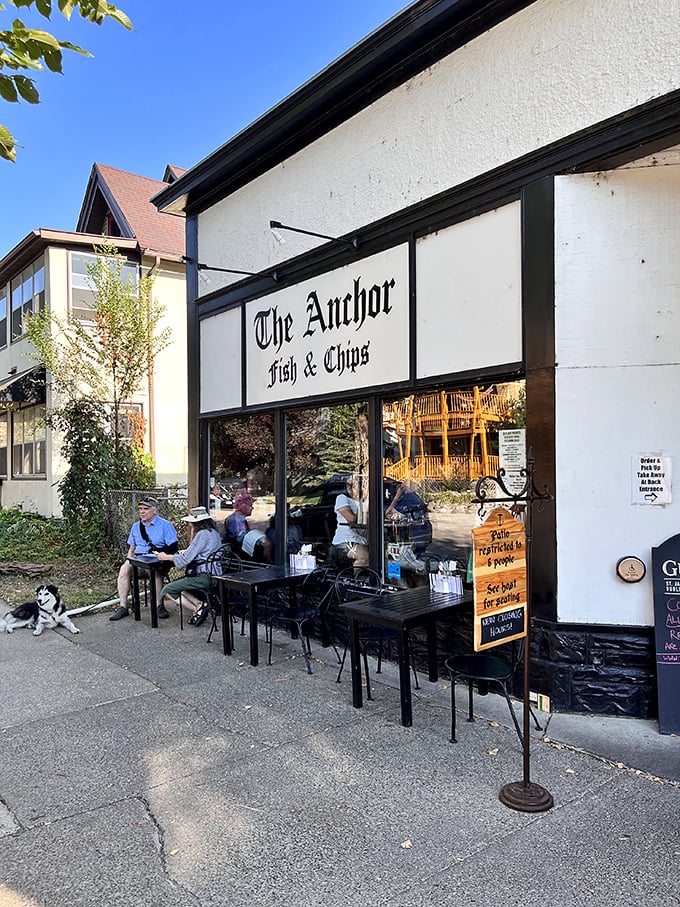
[499,780,554,813]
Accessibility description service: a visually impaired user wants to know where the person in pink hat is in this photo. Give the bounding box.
[224,490,273,562]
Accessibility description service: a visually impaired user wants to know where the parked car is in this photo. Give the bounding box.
[289,474,432,555]
[210,477,245,510]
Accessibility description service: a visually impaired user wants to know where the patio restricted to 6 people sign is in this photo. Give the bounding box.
[472,507,527,651]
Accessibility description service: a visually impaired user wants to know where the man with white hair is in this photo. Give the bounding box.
[109,498,178,621]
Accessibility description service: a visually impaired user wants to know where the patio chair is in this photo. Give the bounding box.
[175,546,241,638]
[445,640,542,744]
[265,567,340,673]
[205,549,245,644]
[334,566,419,700]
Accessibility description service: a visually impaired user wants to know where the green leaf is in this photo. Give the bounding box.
[35,0,53,16]
[57,0,76,20]
[14,74,39,102]
[58,41,91,56]
[21,28,62,51]
[0,73,18,101]
[42,47,63,71]
[0,123,16,162]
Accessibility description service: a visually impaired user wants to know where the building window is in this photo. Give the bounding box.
[0,287,7,349]
[10,258,44,341]
[0,411,7,476]
[70,251,137,322]
[106,401,144,445]
[12,404,46,477]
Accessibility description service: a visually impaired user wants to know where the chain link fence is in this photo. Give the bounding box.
[105,488,190,558]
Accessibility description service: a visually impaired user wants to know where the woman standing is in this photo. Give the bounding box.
[331,477,369,566]
[156,506,223,624]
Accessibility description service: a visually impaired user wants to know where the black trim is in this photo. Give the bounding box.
[196,360,523,422]
[522,177,556,623]
[274,410,286,565]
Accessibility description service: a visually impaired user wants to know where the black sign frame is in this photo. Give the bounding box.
[651,533,680,735]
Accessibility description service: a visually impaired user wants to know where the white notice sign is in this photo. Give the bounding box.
[499,429,526,494]
[631,453,672,505]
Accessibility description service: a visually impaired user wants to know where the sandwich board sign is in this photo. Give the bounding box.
[472,507,527,651]
[651,533,680,734]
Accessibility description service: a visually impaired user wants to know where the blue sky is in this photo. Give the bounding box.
[0,0,409,257]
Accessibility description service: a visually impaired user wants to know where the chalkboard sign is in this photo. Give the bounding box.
[651,533,680,735]
[479,606,526,648]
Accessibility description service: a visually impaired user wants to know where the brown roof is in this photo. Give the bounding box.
[77,163,185,258]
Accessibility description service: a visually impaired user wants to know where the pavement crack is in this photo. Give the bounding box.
[138,795,203,906]
[0,790,23,837]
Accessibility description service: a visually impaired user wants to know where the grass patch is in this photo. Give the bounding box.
[0,509,120,610]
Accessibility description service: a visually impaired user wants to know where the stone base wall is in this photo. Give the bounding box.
[530,623,657,719]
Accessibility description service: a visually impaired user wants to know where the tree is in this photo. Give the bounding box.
[27,244,170,544]
[0,0,132,161]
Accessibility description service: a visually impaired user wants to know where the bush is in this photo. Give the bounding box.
[0,509,71,562]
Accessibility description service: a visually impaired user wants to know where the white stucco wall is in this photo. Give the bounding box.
[555,163,680,627]
[150,264,188,484]
[197,0,680,288]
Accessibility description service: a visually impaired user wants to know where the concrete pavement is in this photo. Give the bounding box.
[1,608,678,907]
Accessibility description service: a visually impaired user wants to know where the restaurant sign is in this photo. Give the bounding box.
[245,245,409,406]
[472,507,527,651]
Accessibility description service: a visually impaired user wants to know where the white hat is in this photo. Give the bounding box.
[182,506,212,523]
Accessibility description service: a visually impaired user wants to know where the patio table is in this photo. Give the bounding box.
[339,584,473,727]
[215,565,311,663]
[128,554,166,628]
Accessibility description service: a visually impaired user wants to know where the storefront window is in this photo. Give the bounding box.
[382,380,526,586]
[286,402,369,567]
[208,414,274,561]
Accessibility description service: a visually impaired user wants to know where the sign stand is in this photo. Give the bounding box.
[472,448,554,813]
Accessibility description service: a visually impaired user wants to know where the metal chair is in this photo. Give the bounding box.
[445,640,542,744]
[334,566,419,699]
[266,567,339,673]
[205,549,245,644]
[175,546,240,639]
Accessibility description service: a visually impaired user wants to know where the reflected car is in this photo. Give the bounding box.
[289,474,432,555]
[210,476,245,510]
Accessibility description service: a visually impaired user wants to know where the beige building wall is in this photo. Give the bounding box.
[0,246,188,517]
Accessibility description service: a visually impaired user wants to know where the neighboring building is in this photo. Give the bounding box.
[154,0,680,718]
[0,163,188,516]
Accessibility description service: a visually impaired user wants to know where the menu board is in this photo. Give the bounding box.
[651,533,680,734]
[472,507,527,651]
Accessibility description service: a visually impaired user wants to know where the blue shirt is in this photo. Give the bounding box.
[127,515,178,554]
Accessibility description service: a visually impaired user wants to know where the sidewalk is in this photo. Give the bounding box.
[1,609,678,907]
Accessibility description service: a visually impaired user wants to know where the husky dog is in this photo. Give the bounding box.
[0,585,80,636]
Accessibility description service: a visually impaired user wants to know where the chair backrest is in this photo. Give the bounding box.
[219,547,243,575]
[301,567,337,615]
[203,545,242,577]
[334,566,383,603]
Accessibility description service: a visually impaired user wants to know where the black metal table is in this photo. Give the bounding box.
[215,566,310,663]
[339,585,473,727]
[128,554,166,628]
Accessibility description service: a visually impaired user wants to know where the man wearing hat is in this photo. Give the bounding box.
[110,498,179,621]
[225,490,273,562]
[155,506,223,624]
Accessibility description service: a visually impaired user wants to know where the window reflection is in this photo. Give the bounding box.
[286,402,369,567]
[382,381,525,586]
[208,414,274,562]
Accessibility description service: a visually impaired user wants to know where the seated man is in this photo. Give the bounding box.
[225,490,273,562]
[110,497,179,621]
